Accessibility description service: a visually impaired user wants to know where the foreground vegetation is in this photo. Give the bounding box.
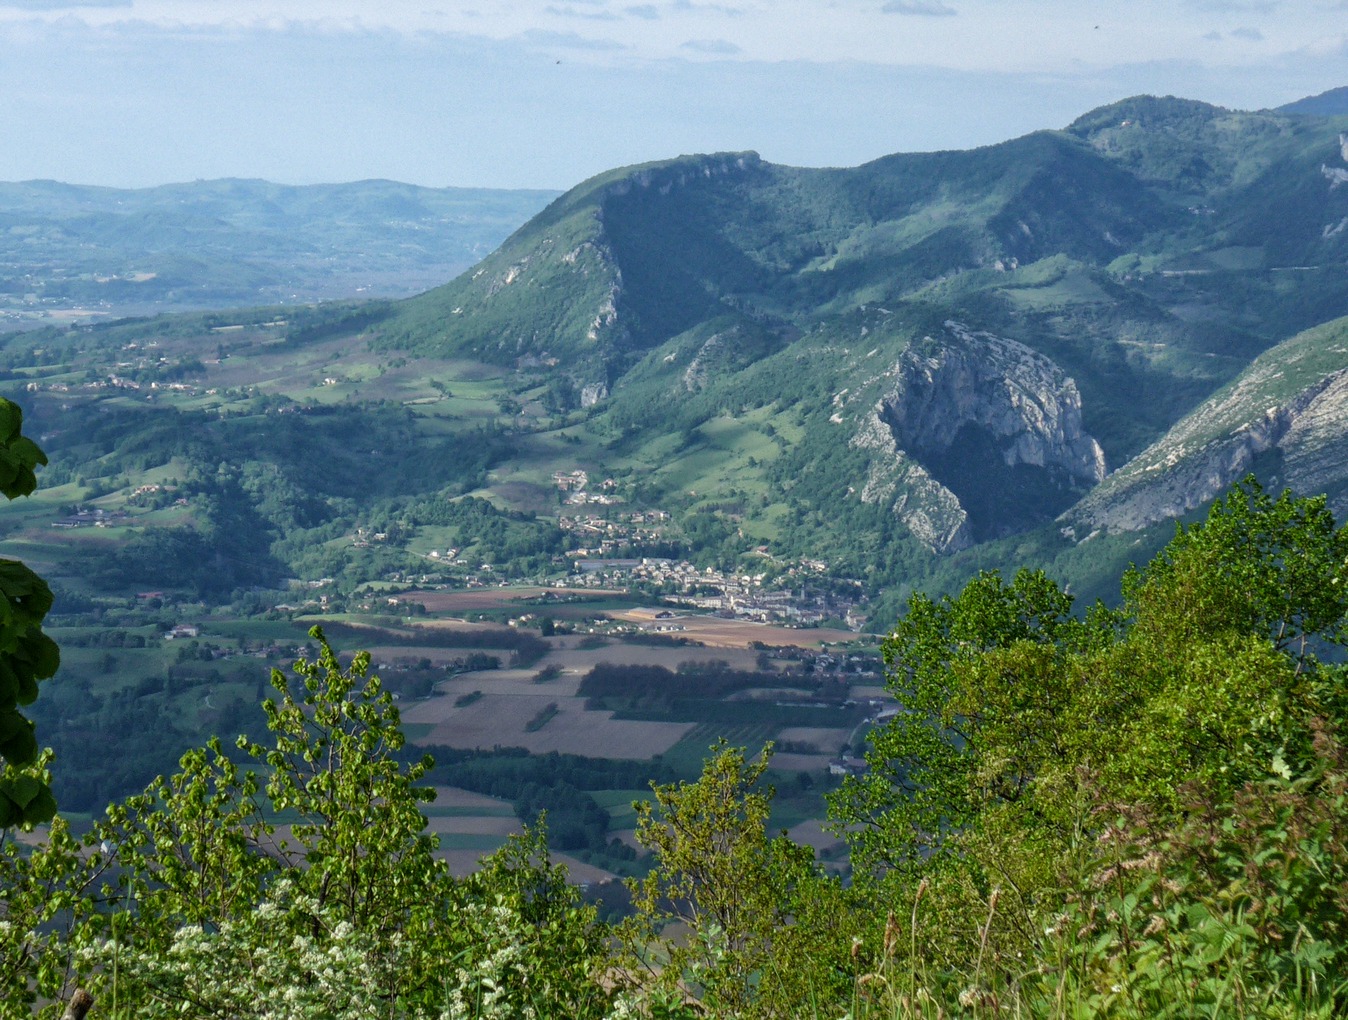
[2,476,1345,1017]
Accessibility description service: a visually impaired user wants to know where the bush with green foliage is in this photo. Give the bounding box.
[601,478,1348,1017]
[824,477,1348,1017]
[2,627,613,1018]
[620,741,853,1019]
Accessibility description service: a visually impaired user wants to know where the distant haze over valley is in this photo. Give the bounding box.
[0,179,559,332]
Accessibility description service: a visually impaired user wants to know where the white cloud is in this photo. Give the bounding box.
[881,1,956,15]
[0,1,1335,74]
[0,0,1345,194]
[520,27,628,49]
[680,36,739,52]
[546,4,620,20]
[668,0,746,14]
[1185,0,1279,11]
[0,0,129,6]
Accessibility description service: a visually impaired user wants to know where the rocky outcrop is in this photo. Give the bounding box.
[1072,373,1348,532]
[683,332,723,392]
[852,321,1106,551]
[878,322,1107,486]
[601,152,762,200]
[1281,372,1348,501]
[1068,319,1348,532]
[580,382,609,407]
[851,410,972,553]
[1069,404,1303,532]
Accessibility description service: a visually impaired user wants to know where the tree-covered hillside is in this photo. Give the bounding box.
[354,95,1348,564]
[10,91,1348,848]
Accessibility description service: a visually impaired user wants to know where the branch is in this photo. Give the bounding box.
[61,990,94,1020]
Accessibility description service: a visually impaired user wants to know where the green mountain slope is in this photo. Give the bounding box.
[11,92,1348,610]
[1278,85,1348,117]
[352,95,1348,563]
[12,89,1348,816]
[1068,314,1348,532]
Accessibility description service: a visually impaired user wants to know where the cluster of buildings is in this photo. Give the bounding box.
[551,470,626,506]
[559,557,867,629]
[52,507,131,529]
[558,509,672,556]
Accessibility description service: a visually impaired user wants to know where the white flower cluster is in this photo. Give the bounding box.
[439,901,539,1020]
[80,886,398,1020]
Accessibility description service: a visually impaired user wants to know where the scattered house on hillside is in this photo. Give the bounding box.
[165,623,200,640]
[553,469,588,491]
[53,508,130,529]
[829,756,868,777]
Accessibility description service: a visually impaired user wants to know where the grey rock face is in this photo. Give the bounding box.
[851,410,973,553]
[852,321,1106,551]
[1073,370,1348,532]
[580,382,609,407]
[878,322,1107,486]
[1068,319,1348,532]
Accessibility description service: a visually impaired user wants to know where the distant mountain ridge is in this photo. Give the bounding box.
[10,89,1348,615]
[1278,86,1348,117]
[0,178,559,330]
[346,91,1348,569]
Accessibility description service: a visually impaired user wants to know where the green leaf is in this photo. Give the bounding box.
[24,785,56,824]
[0,713,37,766]
[24,632,60,681]
[0,399,20,442]
[2,772,42,808]
[1271,749,1292,779]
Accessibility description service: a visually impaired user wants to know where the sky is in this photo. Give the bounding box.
[0,0,1345,191]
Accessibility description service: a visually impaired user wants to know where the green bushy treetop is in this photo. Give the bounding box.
[825,476,1348,1012]
[833,477,1348,880]
[3,627,612,1018]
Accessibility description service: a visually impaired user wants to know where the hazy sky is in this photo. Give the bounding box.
[1,0,1345,190]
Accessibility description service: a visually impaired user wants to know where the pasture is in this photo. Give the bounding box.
[400,663,694,758]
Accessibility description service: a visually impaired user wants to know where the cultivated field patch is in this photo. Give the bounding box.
[776,726,852,752]
[402,681,692,758]
[408,587,624,613]
[546,644,760,674]
[610,609,857,649]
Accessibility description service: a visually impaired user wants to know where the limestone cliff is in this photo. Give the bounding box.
[853,321,1106,550]
[851,410,972,553]
[1067,317,1348,532]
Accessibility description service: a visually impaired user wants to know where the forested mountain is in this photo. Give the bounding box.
[9,95,1348,611]
[1278,84,1348,116]
[5,91,1348,813]
[364,94,1348,569]
[8,90,1348,1018]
